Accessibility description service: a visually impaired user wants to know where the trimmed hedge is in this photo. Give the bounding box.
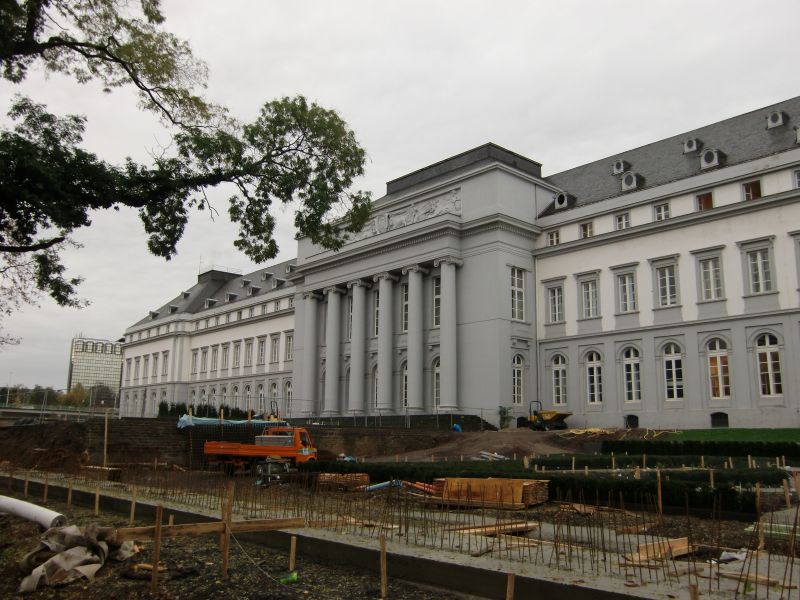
[528,453,780,471]
[602,439,800,459]
[299,460,772,514]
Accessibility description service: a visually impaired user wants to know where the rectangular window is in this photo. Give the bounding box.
[654,203,670,221]
[142,356,149,380]
[432,277,441,328]
[288,297,294,309]
[402,368,408,408]
[656,264,678,307]
[134,357,140,380]
[261,304,268,315]
[152,354,159,377]
[244,341,253,366]
[617,272,637,312]
[285,334,294,361]
[248,307,255,318]
[581,279,599,319]
[233,343,241,368]
[699,257,723,300]
[747,248,772,293]
[579,222,593,239]
[204,318,210,328]
[125,359,132,382]
[586,363,602,403]
[400,284,409,332]
[743,180,762,201]
[211,347,218,371]
[548,286,564,323]
[226,313,231,323]
[270,336,280,363]
[221,346,229,369]
[696,192,713,211]
[664,354,684,400]
[552,365,567,406]
[373,291,380,336]
[547,231,560,246]
[794,170,800,189]
[273,300,280,312]
[257,339,266,364]
[190,351,198,374]
[623,360,641,402]
[510,267,525,321]
[237,310,242,320]
[161,351,168,376]
[215,316,220,326]
[200,349,208,372]
[615,212,630,230]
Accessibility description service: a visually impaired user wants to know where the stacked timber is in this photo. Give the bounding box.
[421,477,549,509]
[316,472,370,491]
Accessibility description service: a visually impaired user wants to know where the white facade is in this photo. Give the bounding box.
[121,96,800,428]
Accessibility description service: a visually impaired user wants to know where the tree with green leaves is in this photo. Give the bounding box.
[0,0,372,343]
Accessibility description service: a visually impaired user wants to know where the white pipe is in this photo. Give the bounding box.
[0,495,66,529]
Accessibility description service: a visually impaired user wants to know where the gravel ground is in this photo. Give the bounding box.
[0,493,475,600]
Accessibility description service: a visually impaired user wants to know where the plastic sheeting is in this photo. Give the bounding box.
[176,414,288,429]
[0,495,66,529]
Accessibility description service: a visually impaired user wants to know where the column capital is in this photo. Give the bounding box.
[302,291,323,301]
[347,279,372,290]
[433,256,464,268]
[322,285,345,296]
[401,264,429,276]
[373,272,399,283]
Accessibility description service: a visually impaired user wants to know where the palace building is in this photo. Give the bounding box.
[120,96,800,428]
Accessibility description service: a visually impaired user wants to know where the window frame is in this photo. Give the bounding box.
[621,346,642,403]
[742,180,762,201]
[706,338,731,400]
[756,333,783,397]
[211,346,219,371]
[649,255,680,308]
[510,267,525,321]
[285,333,294,361]
[696,192,714,212]
[653,203,670,222]
[546,283,564,324]
[614,212,631,230]
[270,335,280,363]
[662,342,684,401]
[373,290,380,336]
[511,354,524,405]
[551,354,567,406]
[432,277,441,328]
[400,283,409,332]
[585,351,603,404]
[547,230,560,246]
[579,221,594,239]
[614,269,638,314]
[737,236,776,296]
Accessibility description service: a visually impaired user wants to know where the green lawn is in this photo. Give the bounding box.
[667,428,800,442]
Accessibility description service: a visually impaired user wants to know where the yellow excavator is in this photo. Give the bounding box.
[527,400,572,431]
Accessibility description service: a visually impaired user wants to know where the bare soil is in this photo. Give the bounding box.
[0,491,473,600]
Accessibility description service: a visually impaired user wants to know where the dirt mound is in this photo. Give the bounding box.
[0,422,89,471]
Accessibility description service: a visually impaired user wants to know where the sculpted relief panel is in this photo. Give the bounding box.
[348,188,462,243]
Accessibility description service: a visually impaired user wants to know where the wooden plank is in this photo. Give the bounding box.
[115,517,305,542]
[448,521,538,536]
[636,537,691,560]
[717,569,797,589]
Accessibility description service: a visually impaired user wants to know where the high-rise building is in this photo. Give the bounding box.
[67,336,123,398]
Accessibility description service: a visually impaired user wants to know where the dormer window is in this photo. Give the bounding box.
[241,279,251,288]
[226,293,238,302]
[182,291,190,299]
[204,298,218,309]
[247,286,260,296]
[168,305,179,314]
[149,311,159,320]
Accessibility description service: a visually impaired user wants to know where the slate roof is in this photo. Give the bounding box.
[541,96,800,216]
[132,258,296,327]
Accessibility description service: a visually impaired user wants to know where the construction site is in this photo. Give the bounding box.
[1,414,799,599]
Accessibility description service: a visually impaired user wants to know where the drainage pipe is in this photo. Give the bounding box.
[0,495,66,529]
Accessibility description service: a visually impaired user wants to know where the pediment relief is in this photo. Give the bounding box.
[347,188,462,244]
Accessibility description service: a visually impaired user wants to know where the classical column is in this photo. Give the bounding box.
[301,292,321,414]
[435,257,462,410]
[402,265,427,411]
[374,272,398,412]
[347,280,369,414]
[323,286,343,415]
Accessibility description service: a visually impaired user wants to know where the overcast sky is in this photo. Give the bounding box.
[2,0,799,389]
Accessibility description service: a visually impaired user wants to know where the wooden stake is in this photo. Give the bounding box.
[129,486,137,525]
[505,572,515,600]
[700,455,705,468]
[611,453,616,470]
[168,514,174,526]
[571,456,576,471]
[380,534,388,599]
[289,535,297,571]
[728,456,733,469]
[688,583,699,600]
[103,409,109,468]
[522,456,529,469]
[150,504,163,592]
[42,473,49,503]
[643,453,647,469]
[656,469,663,523]
[584,465,589,477]
[66,479,73,510]
[23,472,29,497]
[94,485,100,516]
[709,469,715,489]
[221,481,234,578]
[784,479,791,508]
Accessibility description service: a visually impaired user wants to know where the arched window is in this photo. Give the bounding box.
[707,338,730,399]
[209,387,216,406]
[232,386,239,408]
[257,384,264,412]
[200,388,206,404]
[622,347,641,403]
[245,385,252,410]
[284,381,293,415]
[663,343,684,400]
[221,387,227,406]
[512,355,524,405]
[432,358,441,408]
[756,334,782,396]
[552,355,567,406]
[710,411,729,428]
[585,351,602,404]
[270,382,278,404]
[401,363,409,408]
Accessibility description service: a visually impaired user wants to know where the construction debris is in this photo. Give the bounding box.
[316,472,370,491]
[621,537,693,566]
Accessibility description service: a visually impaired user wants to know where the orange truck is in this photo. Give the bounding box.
[204,426,317,473]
